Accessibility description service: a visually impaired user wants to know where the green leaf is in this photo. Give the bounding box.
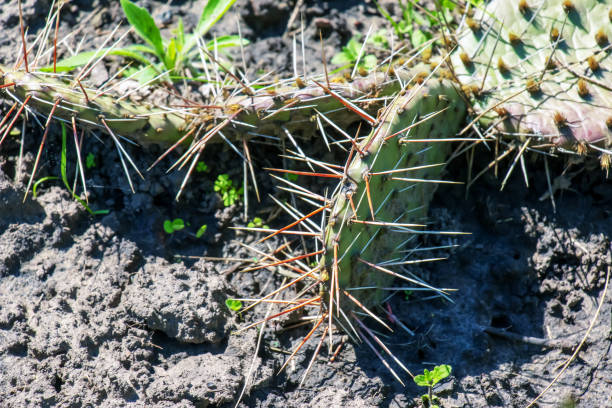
[414,369,433,387]
[196,224,208,238]
[214,174,231,192]
[411,29,430,48]
[331,51,353,66]
[60,125,68,188]
[196,161,208,173]
[184,0,238,54]
[362,54,377,70]
[32,176,59,198]
[205,35,249,50]
[165,38,177,70]
[402,2,413,25]
[369,28,389,48]
[125,44,159,56]
[44,47,153,72]
[248,217,264,228]
[93,209,111,215]
[171,218,185,231]
[439,0,456,11]
[86,152,96,169]
[120,0,165,59]
[175,17,185,51]
[284,172,299,182]
[225,298,243,312]
[49,50,105,71]
[431,364,452,385]
[411,8,429,26]
[346,37,361,57]
[124,64,161,84]
[413,365,452,387]
[396,20,412,36]
[163,220,174,234]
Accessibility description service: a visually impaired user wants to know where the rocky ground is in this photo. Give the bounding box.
[0,1,610,407]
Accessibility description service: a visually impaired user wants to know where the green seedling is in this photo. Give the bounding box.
[195,224,208,238]
[373,0,413,39]
[373,0,432,41]
[86,152,96,169]
[51,0,245,82]
[196,161,209,173]
[163,218,185,234]
[331,35,377,73]
[120,0,244,81]
[225,298,243,312]
[372,0,460,49]
[368,28,390,49]
[284,172,298,182]
[247,217,269,229]
[414,364,452,408]
[214,174,243,207]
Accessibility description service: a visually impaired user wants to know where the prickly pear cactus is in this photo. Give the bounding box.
[452,0,612,147]
[321,79,466,311]
[0,67,404,146]
[1,0,612,386]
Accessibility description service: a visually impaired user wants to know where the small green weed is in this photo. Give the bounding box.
[51,0,245,82]
[195,224,208,238]
[163,218,207,237]
[214,174,243,207]
[372,0,469,50]
[196,161,209,173]
[331,34,377,73]
[163,218,185,234]
[284,172,299,182]
[86,152,96,169]
[373,0,423,42]
[225,298,243,312]
[414,364,452,408]
[369,28,390,49]
[247,217,269,229]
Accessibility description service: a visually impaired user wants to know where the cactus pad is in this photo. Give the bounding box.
[452,0,612,147]
[320,77,466,311]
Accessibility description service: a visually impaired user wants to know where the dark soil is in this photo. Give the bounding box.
[1,1,611,407]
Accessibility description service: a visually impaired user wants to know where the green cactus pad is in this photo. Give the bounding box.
[1,68,407,147]
[320,77,466,310]
[452,0,612,147]
[1,69,188,146]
